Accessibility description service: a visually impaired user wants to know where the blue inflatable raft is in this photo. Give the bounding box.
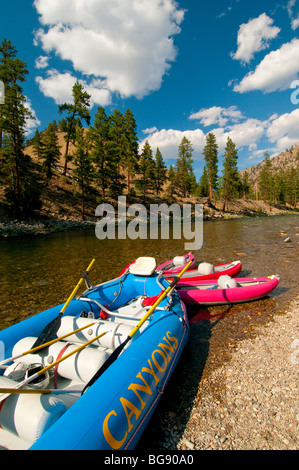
[0,257,189,450]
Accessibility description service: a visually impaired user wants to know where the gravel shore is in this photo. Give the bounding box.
[174,296,299,451]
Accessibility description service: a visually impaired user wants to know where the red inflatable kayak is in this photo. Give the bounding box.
[176,275,280,305]
[119,253,197,276]
[156,253,197,274]
[166,260,242,282]
[120,256,242,282]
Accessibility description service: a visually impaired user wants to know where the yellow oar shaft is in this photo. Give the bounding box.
[0,322,95,368]
[37,330,107,376]
[0,330,108,401]
[60,258,95,315]
[25,322,95,355]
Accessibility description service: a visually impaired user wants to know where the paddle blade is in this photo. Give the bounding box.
[31,313,63,349]
[82,336,130,394]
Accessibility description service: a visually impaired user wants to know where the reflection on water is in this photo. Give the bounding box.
[0,215,299,328]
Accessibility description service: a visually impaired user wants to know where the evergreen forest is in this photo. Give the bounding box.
[0,39,298,221]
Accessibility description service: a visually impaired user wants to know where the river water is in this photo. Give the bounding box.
[0,214,299,449]
[1,214,298,327]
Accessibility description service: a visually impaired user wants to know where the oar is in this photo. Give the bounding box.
[82,259,193,394]
[0,330,108,402]
[0,322,95,369]
[31,259,96,349]
[0,388,82,395]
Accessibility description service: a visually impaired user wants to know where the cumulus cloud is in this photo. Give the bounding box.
[35,55,49,69]
[33,0,185,99]
[140,128,206,160]
[189,106,244,127]
[142,127,158,135]
[25,98,41,135]
[232,13,280,63]
[266,108,299,151]
[287,0,299,29]
[139,116,267,162]
[140,111,298,170]
[35,70,111,106]
[234,39,299,93]
[211,119,266,152]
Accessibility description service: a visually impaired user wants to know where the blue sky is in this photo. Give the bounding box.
[1,0,299,178]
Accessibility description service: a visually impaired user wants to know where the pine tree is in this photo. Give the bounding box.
[198,166,209,197]
[222,137,240,210]
[165,164,177,203]
[123,109,139,192]
[175,136,195,198]
[240,171,251,200]
[41,122,61,180]
[108,109,126,197]
[153,147,167,195]
[203,132,218,199]
[59,82,91,175]
[73,127,93,219]
[89,107,114,200]
[0,39,41,218]
[135,140,155,201]
[259,153,273,201]
[31,129,43,160]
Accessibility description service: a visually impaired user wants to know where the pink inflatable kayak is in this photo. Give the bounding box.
[176,275,280,305]
[166,260,242,282]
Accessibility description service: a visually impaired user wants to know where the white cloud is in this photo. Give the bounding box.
[266,108,299,151]
[234,39,299,93]
[287,0,299,29]
[35,70,111,106]
[142,127,158,135]
[211,119,266,152]
[140,116,266,162]
[232,13,280,63]
[25,98,41,135]
[292,17,299,28]
[189,106,244,127]
[35,55,49,69]
[33,0,185,99]
[140,128,206,160]
[36,70,78,104]
[139,110,299,171]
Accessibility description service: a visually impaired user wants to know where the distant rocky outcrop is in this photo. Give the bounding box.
[240,143,299,191]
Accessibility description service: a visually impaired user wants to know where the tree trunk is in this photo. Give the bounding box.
[63,139,70,175]
[127,167,130,192]
[208,168,212,199]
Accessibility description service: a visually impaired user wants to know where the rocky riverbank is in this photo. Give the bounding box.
[0,218,94,237]
[163,297,299,451]
[0,197,297,238]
